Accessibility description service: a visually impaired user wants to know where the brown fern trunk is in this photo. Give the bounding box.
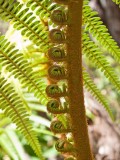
[67,1,93,159]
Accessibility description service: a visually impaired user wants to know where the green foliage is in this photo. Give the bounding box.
[0,77,44,159]
[0,35,48,105]
[0,78,43,159]
[26,0,57,20]
[83,69,114,120]
[83,0,120,63]
[0,0,50,51]
[83,33,120,94]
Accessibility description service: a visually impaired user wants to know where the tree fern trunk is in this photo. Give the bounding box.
[67,1,93,159]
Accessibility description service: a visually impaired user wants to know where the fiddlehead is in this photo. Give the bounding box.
[51,10,68,25]
[48,47,66,61]
[46,84,67,98]
[47,99,69,114]
[50,120,71,133]
[48,65,67,80]
[49,29,66,43]
[55,139,75,153]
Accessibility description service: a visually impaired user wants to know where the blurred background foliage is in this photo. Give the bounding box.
[0,0,120,160]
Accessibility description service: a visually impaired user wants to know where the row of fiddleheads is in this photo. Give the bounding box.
[46,1,76,159]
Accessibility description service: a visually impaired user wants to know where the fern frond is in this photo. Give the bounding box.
[0,0,50,51]
[0,35,48,105]
[83,0,120,63]
[0,77,45,160]
[83,33,120,93]
[26,0,57,20]
[83,69,114,120]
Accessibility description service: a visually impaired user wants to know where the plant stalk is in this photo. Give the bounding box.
[67,1,93,159]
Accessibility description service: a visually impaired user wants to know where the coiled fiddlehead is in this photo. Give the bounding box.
[48,65,66,80]
[55,139,75,153]
[47,99,69,114]
[48,47,66,61]
[50,120,71,133]
[49,29,66,43]
[46,84,67,98]
[51,10,68,25]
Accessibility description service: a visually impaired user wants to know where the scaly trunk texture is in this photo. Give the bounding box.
[67,1,93,159]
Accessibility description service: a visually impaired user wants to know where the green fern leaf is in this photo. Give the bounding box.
[0,35,48,105]
[26,0,57,20]
[83,33,120,93]
[83,68,114,120]
[0,0,50,51]
[83,0,120,63]
[0,77,45,160]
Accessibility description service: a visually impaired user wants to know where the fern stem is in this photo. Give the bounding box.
[67,1,93,159]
